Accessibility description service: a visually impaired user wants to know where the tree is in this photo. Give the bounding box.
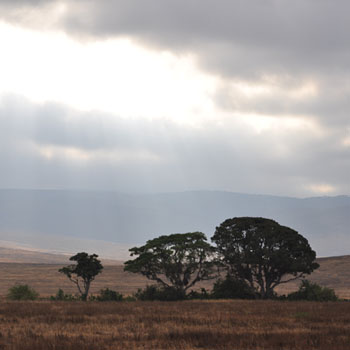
[124,232,216,298]
[59,252,103,301]
[212,217,319,299]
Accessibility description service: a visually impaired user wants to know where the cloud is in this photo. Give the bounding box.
[0,95,349,196]
[0,0,63,30]
[2,1,350,127]
[0,1,349,196]
[3,1,350,79]
[214,77,350,127]
[58,0,350,78]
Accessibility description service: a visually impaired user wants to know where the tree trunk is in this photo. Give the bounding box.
[81,281,91,301]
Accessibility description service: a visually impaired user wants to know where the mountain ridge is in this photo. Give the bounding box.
[0,189,349,257]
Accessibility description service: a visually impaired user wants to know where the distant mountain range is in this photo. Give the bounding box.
[0,189,349,257]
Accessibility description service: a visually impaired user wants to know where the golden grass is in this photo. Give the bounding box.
[0,300,349,350]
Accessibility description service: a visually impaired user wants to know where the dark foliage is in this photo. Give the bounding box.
[134,285,187,301]
[95,288,123,301]
[212,217,319,299]
[59,252,103,301]
[287,280,338,301]
[125,232,216,297]
[187,288,211,300]
[7,284,39,300]
[50,289,77,301]
[211,275,256,299]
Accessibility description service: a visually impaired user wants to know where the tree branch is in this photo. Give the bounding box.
[271,273,304,288]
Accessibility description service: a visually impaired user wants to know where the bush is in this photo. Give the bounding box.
[134,285,186,301]
[50,289,76,301]
[287,280,338,301]
[7,284,39,300]
[187,288,211,300]
[96,288,123,301]
[211,275,256,299]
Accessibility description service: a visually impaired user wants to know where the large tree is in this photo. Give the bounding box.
[124,232,216,297]
[59,252,103,301]
[212,217,319,299]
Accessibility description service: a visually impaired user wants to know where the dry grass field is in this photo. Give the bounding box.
[0,300,349,350]
[0,249,349,349]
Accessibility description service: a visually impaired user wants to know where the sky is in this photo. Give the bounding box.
[0,0,349,197]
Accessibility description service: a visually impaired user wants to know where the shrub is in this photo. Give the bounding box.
[287,280,338,301]
[211,275,256,299]
[7,284,39,300]
[187,288,211,300]
[134,285,186,301]
[96,288,123,301]
[50,289,76,301]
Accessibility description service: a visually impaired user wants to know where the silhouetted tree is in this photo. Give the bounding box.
[124,232,216,298]
[212,217,319,299]
[59,252,103,301]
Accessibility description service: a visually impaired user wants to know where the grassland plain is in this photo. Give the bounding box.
[0,300,349,350]
[1,255,350,298]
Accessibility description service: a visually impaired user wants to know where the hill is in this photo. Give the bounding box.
[0,246,71,264]
[276,255,350,298]
[0,246,121,265]
[0,189,349,257]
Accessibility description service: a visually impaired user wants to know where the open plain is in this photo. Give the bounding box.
[0,249,349,349]
[0,300,349,350]
[0,249,350,298]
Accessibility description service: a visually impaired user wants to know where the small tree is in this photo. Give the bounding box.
[212,217,319,299]
[59,252,103,301]
[124,232,216,298]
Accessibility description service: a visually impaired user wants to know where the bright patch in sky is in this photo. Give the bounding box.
[236,113,317,134]
[0,21,217,124]
[36,144,161,163]
[308,184,337,195]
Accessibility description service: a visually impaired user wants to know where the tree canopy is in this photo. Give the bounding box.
[124,232,216,297]
[59,252,103,301]
[211,217,319,298]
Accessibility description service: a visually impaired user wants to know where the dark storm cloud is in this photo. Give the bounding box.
[0,96,349,196]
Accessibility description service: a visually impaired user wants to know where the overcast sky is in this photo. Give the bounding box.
[0,0,349,197]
